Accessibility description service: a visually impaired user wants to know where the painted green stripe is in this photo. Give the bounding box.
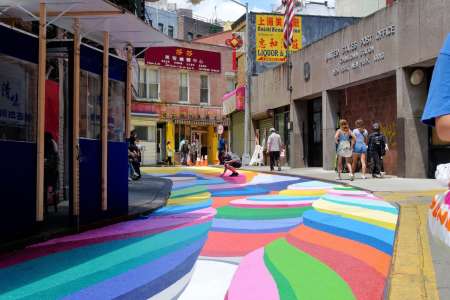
[333,187,357,191]
[264,239,356,300]
[0,223,211,299]
[170,186,208,198]
[216,206,313,220]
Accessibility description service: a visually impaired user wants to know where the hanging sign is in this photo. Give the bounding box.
[222,86,245,115]
[145,47,221,73]
[255,14,302,62]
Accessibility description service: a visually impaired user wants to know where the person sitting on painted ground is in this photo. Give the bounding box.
[267,128,284,172]
[422,34,450,188]
[221,152,242,177]
[367,122,388,178]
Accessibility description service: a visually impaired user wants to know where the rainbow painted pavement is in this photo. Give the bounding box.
[0,167,399,300]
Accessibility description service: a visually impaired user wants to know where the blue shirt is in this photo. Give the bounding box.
[422,34,450,126]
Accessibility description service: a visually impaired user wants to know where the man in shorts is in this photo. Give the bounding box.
[221,152,242,177]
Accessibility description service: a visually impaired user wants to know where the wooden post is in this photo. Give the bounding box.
[36,1,46,222]
[126,45,132,139]
[73,18,81,218]
[101,32,109,211]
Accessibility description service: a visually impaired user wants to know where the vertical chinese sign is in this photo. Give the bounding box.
[255,14,302,62]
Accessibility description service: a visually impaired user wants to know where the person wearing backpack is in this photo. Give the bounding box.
[180,139,190,166]
[335,119,356,180]
[368,122,388,178]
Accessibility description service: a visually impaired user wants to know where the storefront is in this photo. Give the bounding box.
[251,0,450,178]
[223,86,245,155]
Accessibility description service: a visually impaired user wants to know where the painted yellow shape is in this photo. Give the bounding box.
[207,126,219,165]
[166,121,175,153]
[313,200,398,229]
[388,204,439,300]
[168,192,212,206]
[279,189,328,196]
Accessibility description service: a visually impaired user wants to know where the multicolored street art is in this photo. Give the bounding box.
[429,190,450,247]
[0,167,399,300]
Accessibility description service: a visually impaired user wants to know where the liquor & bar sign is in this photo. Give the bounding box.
[145,47,221,73]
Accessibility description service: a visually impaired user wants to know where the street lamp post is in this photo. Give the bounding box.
[229,0,251,165]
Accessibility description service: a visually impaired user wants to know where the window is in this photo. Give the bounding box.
[158,23,164,32]
[187,32,194,41]
[200,75,209,104]
[134,126,148,141]
[168,25,174,38]
[138,67,159,100]
[108,80,125,142]
[179,73,189,102]
[0,54,37,142]
[80,70,101,139]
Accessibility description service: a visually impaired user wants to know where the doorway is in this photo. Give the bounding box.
[157,123,166,164]
[307,98,323,167]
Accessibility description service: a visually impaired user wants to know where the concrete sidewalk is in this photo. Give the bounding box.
[242,166,446,193]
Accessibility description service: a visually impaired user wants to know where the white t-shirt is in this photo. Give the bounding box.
[267,133,282,152]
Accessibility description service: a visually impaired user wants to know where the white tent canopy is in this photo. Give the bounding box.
[0,0,177,49]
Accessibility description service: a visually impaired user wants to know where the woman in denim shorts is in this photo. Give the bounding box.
[352,119,369,179]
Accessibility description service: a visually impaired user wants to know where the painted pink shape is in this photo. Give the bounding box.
[230,199,313,208]
[328,190,373,198]
[445,192,450,205]
[227,247,279,300]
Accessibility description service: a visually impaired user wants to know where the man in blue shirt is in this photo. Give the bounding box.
[422,34,450,142]
[218,136,227,165]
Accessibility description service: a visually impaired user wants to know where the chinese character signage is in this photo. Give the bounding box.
[255,14,302,62]
[0,61,29,126]
[145,47,221,73]
[222,86,245,115]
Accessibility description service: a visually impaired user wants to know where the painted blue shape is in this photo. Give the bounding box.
[172,178,225,190]
[152,200,212,216]
[211,186,268,197]
[61,238,206,300]
[303,210,395,255]
[247,195,319,202]
[288,180,337,189]
[211,217,303,233]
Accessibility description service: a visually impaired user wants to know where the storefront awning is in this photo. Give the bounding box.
[0,0,177,49]
[222,86,245,115]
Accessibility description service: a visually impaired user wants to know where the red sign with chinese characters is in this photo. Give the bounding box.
[145,47,221,73]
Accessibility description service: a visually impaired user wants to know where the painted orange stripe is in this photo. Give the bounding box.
[201,231,287,257]
[211,196,242,208]
[288,226,391,277]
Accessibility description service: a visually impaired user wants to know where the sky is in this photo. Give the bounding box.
[169,0,282,21]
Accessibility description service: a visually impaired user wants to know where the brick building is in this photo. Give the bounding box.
[131,40,234,165]
[252,0,450,178]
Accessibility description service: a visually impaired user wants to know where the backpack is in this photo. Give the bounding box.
[372,133,386,156]
[182,142,189,153]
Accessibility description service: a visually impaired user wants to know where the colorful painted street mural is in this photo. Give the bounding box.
[0,167,399,300]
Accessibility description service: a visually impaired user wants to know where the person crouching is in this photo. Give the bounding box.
[221,152,242,177]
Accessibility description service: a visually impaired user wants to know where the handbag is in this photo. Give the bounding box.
[436,163,450,187]
[337,140,352,158]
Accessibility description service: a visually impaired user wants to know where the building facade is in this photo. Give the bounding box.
[131,40,233,165]
[252,0,450,178]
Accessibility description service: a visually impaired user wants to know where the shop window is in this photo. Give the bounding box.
[134,126,148,141]
[179,73,189,102]
[175,124,187,151]
[187,32,194,41]
[79,70,101,139]
[158,23,164,32]
[108,80,125,142]
[138,66,147,98]
[0,54,37,142]
[148,125,156,142]
[200,75,209,104]
[168,26,174,38]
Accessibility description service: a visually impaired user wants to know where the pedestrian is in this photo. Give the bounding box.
[367,122,388,178]
[44,132,59,213]
[166,141,173,166]
[422,33,450,143]
[335,119,356,180]
[221,152,242,177]
[190,138,198,165]
[267,127,283,171]
[352,119,368,179]
[218,135,226,165]
[180,138,190,166]
[129,131,141,179]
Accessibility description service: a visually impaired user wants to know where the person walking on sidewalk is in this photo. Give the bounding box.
[166,141,174,166]
[267,128,283,171]
[335,119,356,180]
[352,119,369,179]
[368,122,388,178]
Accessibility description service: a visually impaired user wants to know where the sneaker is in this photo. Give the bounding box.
[336,174,342,180]
[361,175,367,180]
[230,172,239,177]
[373,174,381,178]
[350,173,355,181]
[270,168,274,171]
